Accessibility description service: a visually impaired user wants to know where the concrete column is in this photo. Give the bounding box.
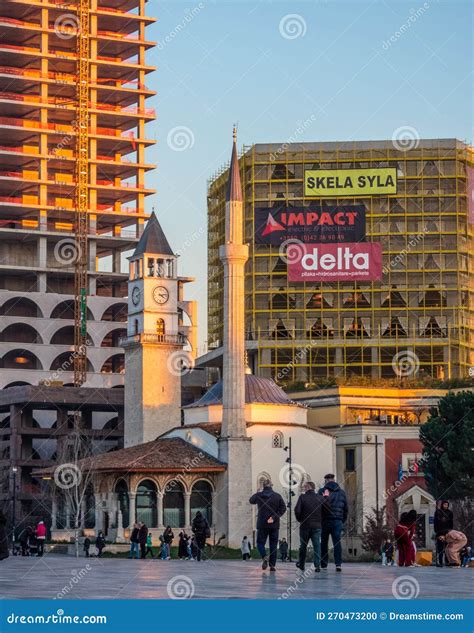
[211,491,217,527]
[128,492,136,527]
[157,492,164,528]
[51,496,58,530]
[184,492,191,529]
[371,347,380,379]
[94,494,103,531]
[334,347,344,376]
[80,498,87,528]
[65,502,71,530]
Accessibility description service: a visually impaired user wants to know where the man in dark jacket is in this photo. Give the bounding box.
[319,475,348,572]
[249,479,286,571]
[128,523,140,559]
[138,522,148,559]
[0,510,8,560]
[434,500,453,567]
[294,481,327,572]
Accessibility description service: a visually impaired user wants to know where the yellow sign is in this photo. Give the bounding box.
[305,168,397,197]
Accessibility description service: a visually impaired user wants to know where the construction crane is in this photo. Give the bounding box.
[73,0,90,388]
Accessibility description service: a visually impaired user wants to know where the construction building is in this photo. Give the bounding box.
[206,139,474,383]
[0,0,156,388]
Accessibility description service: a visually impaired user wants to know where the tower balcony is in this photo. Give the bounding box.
[120,333,188,347]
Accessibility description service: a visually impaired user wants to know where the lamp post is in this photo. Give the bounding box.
[11,466,18,550]
[283,437,295,562]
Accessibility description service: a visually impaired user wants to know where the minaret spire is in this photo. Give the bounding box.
[220,128,248,437]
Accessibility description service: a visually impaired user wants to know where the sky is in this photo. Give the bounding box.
[141,0,472,349]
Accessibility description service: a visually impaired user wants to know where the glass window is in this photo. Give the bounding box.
[136,480,157,527]
[190,480,213,525]
[345,448,355,472]
[163,480,185,527]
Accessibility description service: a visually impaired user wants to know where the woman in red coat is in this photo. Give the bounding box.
[394,511,416,567]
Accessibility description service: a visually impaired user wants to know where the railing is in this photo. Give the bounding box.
[119,333,187,346]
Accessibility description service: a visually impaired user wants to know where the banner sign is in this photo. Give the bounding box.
[305,168,397,197]
[255,205,365,245]
[288,242,383,282]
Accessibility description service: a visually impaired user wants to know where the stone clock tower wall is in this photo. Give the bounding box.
[122,213,193,447]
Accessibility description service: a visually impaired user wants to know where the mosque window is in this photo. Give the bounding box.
[272,431,284,448]
[157,258,165,277]
[166,259,173,278]
[147,258,155,276]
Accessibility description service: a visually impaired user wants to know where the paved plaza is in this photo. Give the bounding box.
[0,556,471,600]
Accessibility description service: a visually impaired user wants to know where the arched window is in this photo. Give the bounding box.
[136,479,157,527]
[134,319,139,335]
[191,480,213,525]
[115,479,130,528]
[163,480,185,527]
[156,319,165,338]
[272,431,284,448]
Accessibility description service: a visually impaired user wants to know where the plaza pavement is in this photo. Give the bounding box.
[0,555,471,600]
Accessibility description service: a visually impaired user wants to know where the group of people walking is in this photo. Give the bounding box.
[127,511,210,561]
[249,473,347,573]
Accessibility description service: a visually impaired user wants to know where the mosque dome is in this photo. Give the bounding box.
[185,374,299,408]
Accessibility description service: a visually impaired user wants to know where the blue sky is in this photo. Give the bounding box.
[142,0,472,348]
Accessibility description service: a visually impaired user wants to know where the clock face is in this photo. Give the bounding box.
[153,285,169,305]
[131,286,141,306]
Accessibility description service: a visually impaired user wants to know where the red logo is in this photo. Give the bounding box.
[261,212,285,236]
[288,242,382,282]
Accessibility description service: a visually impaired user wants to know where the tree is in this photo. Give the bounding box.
[419,391,474,500]
[361,506,391,553]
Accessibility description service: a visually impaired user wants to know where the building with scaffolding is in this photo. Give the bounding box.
[206,139,474,384]
[0,0,156,389]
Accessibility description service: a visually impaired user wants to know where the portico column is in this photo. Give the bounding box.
[51,496,58,530]
[128,492,136,527]
[94,494,103,531]
[65,502,71,531]
[80,498,87,528]
[184,492,191,529]
[211,491,218,527]
[157,492,164,528]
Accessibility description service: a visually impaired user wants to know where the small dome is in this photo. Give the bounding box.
[186,374,297,408]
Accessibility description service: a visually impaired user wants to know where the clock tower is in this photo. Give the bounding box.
[123,212,190,447]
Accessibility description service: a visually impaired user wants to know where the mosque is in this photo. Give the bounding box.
[41,132,335,549]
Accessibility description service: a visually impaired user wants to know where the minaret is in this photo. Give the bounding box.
[216,128,253,547]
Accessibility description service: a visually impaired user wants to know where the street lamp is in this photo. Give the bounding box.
[283,437,295,562]
[11,466,18,550]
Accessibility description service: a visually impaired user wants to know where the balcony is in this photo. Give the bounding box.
[119,333,188,347]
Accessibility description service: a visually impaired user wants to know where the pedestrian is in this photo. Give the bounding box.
[382,538,394,566]
[295,481,327,573]
[138,522,148,559]
[460,545,471,567]
[279,538,289,562]
[95,531,106,557]
[190,536,198,560]
[249,479,286,572]
[19,526,33,557]
[162,526,174,560]
[394,512,416,567]
[128,523,140,559]
[434,500,453,567]
[83,536,91,558]
[241,536,251,561]
[178,531,190,559]
[35,520,47,557]
[438,530,468,567]
[191,511,210,562]
[0,510,9,561]
[319,474,348,572]
[144,532,154,558]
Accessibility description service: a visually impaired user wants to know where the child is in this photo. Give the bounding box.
[145,532,154,558]
[241,536,251,560]
[279,538,289,562]
[83,536,91,558]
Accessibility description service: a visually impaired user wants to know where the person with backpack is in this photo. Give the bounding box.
[434,500,454,567]
[144,532,154,558]
[191,511,210,562]
[249,479,286,572]
[138,522,148,559]
[95,531,106,558]
[128,523,139,559]
[162,526,174,560]
[83,536,91,558]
